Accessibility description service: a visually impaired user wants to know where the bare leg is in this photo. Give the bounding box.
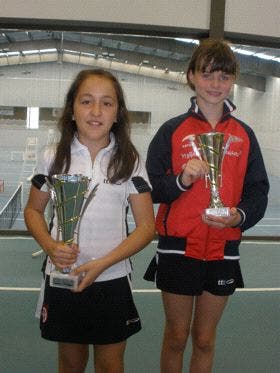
[190,291,228,373]
[58,342,89,373]
[94,341,126,373]
[160,291,194,373]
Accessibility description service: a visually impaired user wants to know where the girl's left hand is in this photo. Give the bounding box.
[70,258,106,292]
[202,207,242,229]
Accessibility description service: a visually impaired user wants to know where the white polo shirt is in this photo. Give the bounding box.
[35,134,151,282]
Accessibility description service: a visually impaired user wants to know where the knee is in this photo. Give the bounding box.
[165,325,189,352]
[191,330,215,354]
[59,357,88,373]
[59,348,88,373]
[95,357,124,373]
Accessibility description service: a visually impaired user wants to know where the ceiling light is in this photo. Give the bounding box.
[234,48,255,56]
[175,38,199,45]
[22,49,39,55]
[64,49,77,54]
[254,53,275,60]
[81,52,95,57]
[7,51,20,56]
[40,48,57,53]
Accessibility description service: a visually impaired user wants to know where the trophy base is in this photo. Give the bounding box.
[50,271,80,290]
[205,207,230,217]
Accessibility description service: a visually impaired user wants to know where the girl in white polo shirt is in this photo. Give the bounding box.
[24,69,155,373]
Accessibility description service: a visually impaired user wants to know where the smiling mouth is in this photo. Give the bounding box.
[207,91,221,96]
[88,121,102,126]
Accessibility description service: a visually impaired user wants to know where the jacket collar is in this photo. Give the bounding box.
[189,96,236,122]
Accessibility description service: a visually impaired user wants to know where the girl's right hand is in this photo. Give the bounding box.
[181,159,209,187]
[45,241,80,269]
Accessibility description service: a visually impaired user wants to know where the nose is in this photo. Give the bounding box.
[210,77,220,88]
[90,102,101,116]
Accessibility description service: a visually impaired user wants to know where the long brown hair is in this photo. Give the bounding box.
[49,69,139,183]
[187,38,238,91]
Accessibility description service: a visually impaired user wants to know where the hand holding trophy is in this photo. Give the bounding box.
[46,174,97,290]
[187,132,241,217]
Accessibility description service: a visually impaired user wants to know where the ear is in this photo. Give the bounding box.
[188,70,194,84]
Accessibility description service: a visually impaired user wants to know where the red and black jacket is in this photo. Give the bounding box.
[147,98,269,261]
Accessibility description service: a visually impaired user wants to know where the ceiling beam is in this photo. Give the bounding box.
[209,0,226,39]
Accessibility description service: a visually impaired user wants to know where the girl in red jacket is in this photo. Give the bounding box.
[144,38,269,372]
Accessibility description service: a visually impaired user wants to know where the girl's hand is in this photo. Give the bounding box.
[70,258,106,292]
[46,241,80,269]
[202,207,242,229]
[181,159,209,187]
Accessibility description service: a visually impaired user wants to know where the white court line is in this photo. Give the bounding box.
[0,287,40,291]
[255,225,280,227]
[235,288,280,292]
[242,241,279,244]
[0,236,33,240]
[133,288,280,293]
[0,287,279,292]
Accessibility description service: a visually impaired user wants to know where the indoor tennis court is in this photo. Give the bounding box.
[0,226,279,372]
[0,4,279,371]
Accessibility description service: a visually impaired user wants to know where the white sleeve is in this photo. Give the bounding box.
[33,145,56,191]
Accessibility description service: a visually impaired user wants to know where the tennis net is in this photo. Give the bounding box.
[0,183,22,229]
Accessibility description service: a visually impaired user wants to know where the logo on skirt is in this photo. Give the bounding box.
[126,317,140,325]
[218,279,235,286]
[41,305,48,323]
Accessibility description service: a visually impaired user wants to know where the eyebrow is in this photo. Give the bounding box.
[79,93,115,100]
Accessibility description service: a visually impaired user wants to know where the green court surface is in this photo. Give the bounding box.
[0,236,279,372]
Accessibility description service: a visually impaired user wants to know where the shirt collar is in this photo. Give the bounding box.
[71,132,116,154]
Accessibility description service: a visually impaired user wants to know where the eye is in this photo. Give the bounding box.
[81,99,91,105]
[202,72,211,79]
[103,101,113,107]
[221,74,230,81]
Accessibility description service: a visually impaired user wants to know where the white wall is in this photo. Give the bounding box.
[225,0,280,38]
[0,62,189,127]
[233,77,280,176]
[1,0,280,38]
[1,0,210,30]
[0,62,279,177]
[0,62,190,158]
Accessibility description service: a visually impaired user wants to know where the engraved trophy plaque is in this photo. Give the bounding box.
[46,174,95,290]
[187,132,241,217]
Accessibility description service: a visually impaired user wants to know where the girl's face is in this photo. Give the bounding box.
[188,66,235,108]
[73,75,118,149]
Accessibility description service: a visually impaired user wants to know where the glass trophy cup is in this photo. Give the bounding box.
[46,174,95,290]
[187,132,241,217]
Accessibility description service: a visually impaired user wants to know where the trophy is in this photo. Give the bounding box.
[186,132,241,217]
[46,174,97,290]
